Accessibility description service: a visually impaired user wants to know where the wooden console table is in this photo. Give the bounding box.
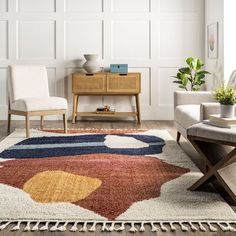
[72,73,141,124]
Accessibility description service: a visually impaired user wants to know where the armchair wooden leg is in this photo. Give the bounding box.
[72,95,78,124]
[177,131,181,143]
[63,113,67,134]
[26,114,30,138]
[40,115,44,130]
[7,113,11,133]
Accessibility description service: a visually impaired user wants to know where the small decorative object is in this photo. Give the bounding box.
[96,105,115,114]
[109,107,115,112]
[172,57,210,91]
[203,113,236,128]
[110,64,128,73]
[213,86,236,118]
[82,54,100,73]
[96,107,105,112]
[208,22,218,59]
[205,114,236,128]
[104,105,110,112]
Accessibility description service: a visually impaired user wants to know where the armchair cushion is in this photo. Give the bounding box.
[11,97,68,112]
[175,105,200,129]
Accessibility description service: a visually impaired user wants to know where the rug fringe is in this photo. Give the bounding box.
[0,221,236,232]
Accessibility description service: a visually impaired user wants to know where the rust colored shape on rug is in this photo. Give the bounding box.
[0,154,189,220]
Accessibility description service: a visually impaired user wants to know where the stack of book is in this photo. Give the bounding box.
[203,114,236,128]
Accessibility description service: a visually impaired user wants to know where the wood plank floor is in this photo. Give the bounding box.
[0,120,235,236]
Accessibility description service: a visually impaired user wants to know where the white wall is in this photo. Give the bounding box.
[224,0,236,84]
[205,0,224,90]
[0,0,204,120]
[205,0,236,89]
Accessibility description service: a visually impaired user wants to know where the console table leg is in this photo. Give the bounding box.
[135,94,141,124]
[40,115,44,130]
[72,95,78,124]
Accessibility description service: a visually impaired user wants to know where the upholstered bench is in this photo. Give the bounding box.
[187,122,236,203]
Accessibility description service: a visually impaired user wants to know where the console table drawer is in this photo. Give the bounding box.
[72,73,106,93]
[107,73,140,94]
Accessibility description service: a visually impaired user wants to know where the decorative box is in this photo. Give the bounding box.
[110,64,128,73]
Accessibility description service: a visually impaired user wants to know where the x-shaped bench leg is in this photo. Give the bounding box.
[188,138,236,203]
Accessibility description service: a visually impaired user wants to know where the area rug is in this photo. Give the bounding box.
[0,128,236,233]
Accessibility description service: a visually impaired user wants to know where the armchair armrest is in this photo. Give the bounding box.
[200,102,236,121]
[174,91,215,109]
[200,102,220,121]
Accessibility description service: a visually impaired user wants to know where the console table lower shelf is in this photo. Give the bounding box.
[72,94,141,124]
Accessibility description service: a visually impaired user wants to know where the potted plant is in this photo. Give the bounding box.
[172,57,210,91]
[213,86,236,118]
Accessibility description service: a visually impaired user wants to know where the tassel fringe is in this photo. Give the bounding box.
[189,222,198,231]
[150,222,158,232]
[0,220,235,232]
[89,222,97,232]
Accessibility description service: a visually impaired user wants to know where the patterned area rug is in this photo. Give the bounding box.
[0,128,236,233]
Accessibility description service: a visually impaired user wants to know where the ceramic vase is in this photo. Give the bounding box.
[220,104,235,118]
[82,54,100,73]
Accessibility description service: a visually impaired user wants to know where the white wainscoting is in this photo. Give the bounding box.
[0,0,204,120]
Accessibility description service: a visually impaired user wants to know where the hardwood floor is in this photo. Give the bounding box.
[0,120,235,236]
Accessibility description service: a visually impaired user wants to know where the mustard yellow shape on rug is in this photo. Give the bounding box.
[23,171,102,203]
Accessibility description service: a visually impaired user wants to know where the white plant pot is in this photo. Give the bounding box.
[220,104,235,118]
[82,54,100,73]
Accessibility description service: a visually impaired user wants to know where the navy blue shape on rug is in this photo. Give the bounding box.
[0,134,166,159]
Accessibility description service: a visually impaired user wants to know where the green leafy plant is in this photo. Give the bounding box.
[213,86,236,105]
[172,57,210,91]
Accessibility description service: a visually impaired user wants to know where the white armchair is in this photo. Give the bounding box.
[174,91,217,142]
[8,65,68,137]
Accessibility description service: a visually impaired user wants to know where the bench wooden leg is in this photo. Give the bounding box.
[188,138,236,204]
[176,131,181,143]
